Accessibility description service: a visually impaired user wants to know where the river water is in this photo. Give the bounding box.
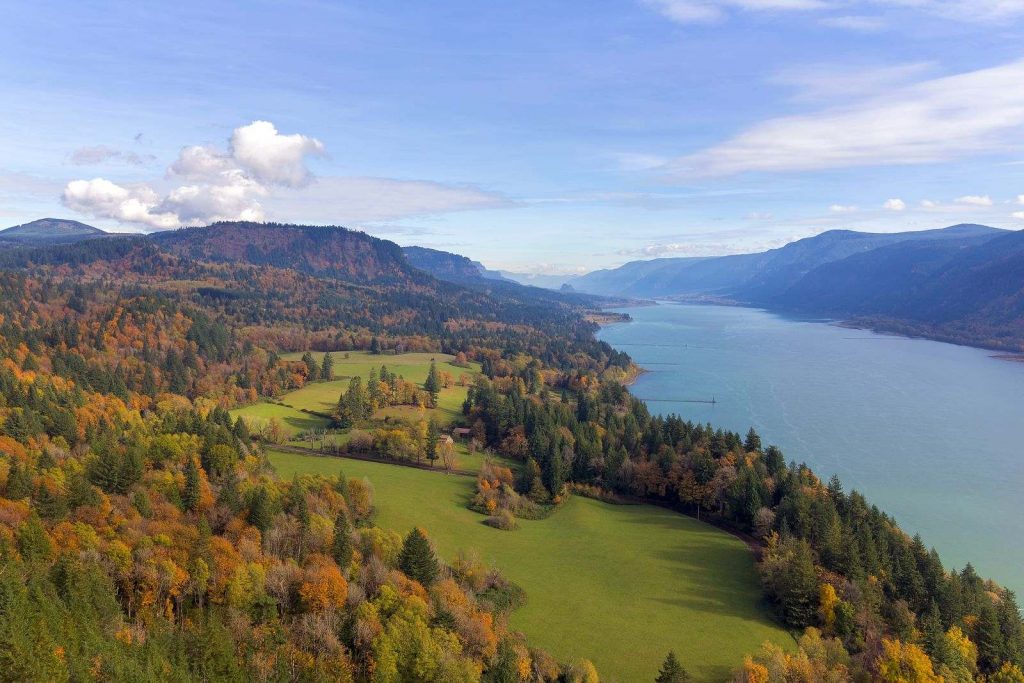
[597,302,1024,596]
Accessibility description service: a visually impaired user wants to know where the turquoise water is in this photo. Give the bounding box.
[597,303,1024,595]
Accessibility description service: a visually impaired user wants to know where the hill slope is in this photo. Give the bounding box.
[0,217,107,245]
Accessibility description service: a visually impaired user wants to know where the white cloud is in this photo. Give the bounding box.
[921,199,938,208]
[772,62,931,102]
[1013,211,1024,220]
[265,176,508,224]
[955,194,993,206]
[642,0,1024,24]
[70,145,155,167]
[673,59,1024,176]
[229,120,324,187]
[168,145,236,180]
[883,198,906,211]
[642,0,827,23]
[829,204,857,212]
[62,178,179,229]
[1017,194,1024,205]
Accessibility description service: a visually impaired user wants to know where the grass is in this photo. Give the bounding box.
[232,351,479,438]
[268,449,790,682]
[277,351,476,426]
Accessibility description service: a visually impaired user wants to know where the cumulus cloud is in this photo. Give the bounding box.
[829,204,857,213]
[229,120,324,187]
[1017,194,1024,205]
[70,145,155,166]
[63,178,179,229]
[672,59,1024,176]
[62,120,506,230]
[955,195,993,206]
[883,198,906,211]
[921,199,938,208]
[1014,211,1024,220]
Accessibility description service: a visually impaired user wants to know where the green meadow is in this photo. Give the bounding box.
[268,449,790,682]
[232,351,478,439]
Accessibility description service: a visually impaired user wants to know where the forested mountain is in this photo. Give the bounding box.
[0,217,109,246]
[153,222,422,286]
[402,245,492,285]
[571,224,1024,350]
[0,218,1022,681]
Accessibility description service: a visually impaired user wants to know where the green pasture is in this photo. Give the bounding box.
[267,449,790,682]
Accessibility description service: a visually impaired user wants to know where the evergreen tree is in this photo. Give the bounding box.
[398,527,439,586]
[4,459,33,499]
[331,507,354,570]
[744,427,762,452]
[320,351,334,380]
[424,359,441,404]
[370,336,381,354]
[655,651,690,683]
[247,487,272,533]
[182,457,200,512]
[426,419,440,467]
[300,352,320,379]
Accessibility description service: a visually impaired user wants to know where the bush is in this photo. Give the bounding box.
[484,509,518,531]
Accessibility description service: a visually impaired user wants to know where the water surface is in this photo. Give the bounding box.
[598,303,1024,595]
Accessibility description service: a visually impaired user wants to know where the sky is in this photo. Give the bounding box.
[2,1,1024,275]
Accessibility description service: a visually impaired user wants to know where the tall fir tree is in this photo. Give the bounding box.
[398,527,439,586]
[655,651,690,683]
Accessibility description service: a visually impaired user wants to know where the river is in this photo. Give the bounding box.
[597,302,1024,596]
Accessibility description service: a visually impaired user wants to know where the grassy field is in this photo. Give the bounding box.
[232,351,479,438]
[268,449,790,682]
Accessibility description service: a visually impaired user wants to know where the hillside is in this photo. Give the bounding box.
[0,217,108,245]
[153,221,420,285]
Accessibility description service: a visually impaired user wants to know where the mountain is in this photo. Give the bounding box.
[402,245,487,285]
[0,218,107,245]
[153,221,421,286]
[572,224,1005,299]
[771,229,1024,348]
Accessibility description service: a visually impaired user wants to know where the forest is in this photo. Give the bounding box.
[0,223,1021,682]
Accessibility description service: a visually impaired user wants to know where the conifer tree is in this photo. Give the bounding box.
[182,457,200,512]
[331,507,353,570]
[398,527,439,586]
[320,351,334,380]
[426,419,440,467]
[655,651,690,683]
[247,487,272,533]
[424,359,441,404]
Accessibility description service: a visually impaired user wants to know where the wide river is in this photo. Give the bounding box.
[597,302,1024,596]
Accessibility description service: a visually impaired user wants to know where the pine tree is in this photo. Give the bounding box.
[744,427,762,452]
[182,457,200,512]
[424,360,441,404]
[247,487,272,533]
[655,651,690,683]
[331,507,353,570]
[301,352,320,380]
[426,419,439,467]
[398,527,439,586]
[320,351,334,380]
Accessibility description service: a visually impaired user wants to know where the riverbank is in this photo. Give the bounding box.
[596,302,1024,597]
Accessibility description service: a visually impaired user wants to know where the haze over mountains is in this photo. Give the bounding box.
[4,218,1024,350]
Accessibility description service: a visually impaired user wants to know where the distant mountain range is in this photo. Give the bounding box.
[571,224,1024,350]
[0,218,108,246]
[6,218,1022,350]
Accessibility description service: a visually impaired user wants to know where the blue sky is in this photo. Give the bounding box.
[2,0,1024,274]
